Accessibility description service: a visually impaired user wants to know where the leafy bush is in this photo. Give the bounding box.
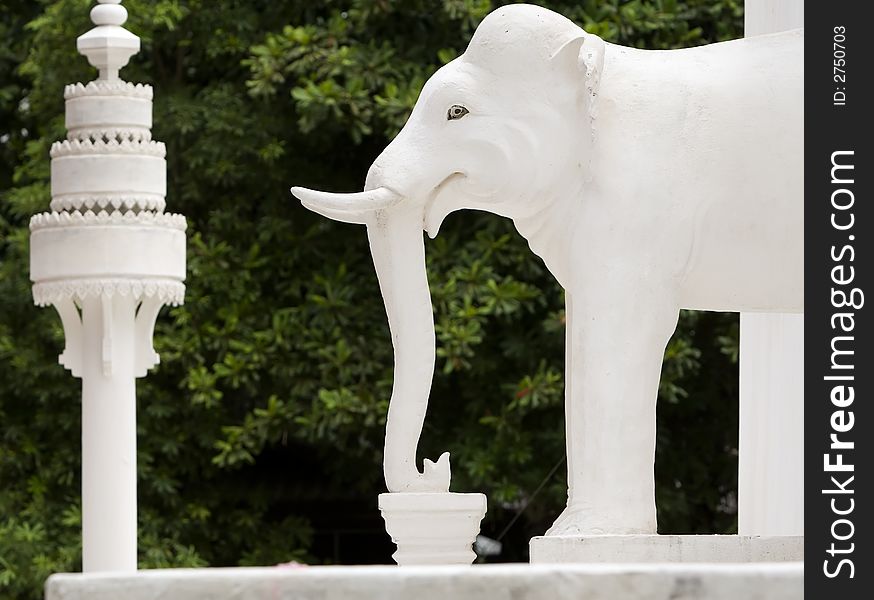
[1,1,741,597]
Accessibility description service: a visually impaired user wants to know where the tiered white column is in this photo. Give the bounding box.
[738,0,804,538]
[29,0,186,572]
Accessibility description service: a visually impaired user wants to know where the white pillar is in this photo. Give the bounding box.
[738,313,804,535]
[80,295,138,571]
[744,0,803,36]
[29,0,186,572]
[738,0,804,536]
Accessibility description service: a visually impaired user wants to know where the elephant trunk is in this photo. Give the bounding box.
[291,183,450,492]
[367,205,450,493]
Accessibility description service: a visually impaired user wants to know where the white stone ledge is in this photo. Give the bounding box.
[45,563,803,600]
[530,535,804,564]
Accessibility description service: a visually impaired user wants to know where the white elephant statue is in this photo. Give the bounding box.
[293,4,802,535]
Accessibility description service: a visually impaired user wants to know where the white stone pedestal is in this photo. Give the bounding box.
[378,492,487,565]
[529,535,803,564]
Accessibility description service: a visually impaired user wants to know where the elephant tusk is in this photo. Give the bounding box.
[291,186,402,224]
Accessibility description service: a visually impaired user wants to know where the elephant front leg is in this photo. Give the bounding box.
[547,285,679,535]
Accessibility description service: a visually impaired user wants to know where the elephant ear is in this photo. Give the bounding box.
[551,32,606,114]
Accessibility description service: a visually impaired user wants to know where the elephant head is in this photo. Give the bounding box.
[292,5,605,493]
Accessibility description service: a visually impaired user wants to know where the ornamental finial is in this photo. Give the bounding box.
[77,0,140,81]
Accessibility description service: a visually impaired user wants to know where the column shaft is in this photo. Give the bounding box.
[80,294,138,572]
[738,0,804,536]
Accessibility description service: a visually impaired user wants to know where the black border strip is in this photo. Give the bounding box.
[805,1,871,596]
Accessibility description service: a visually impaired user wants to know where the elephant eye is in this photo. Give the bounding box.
[447,104,469,121]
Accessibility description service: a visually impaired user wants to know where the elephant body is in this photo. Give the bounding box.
[548,30,803,313]
[294,4,803,535]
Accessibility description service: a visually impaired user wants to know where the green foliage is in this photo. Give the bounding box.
[1,1,742,597]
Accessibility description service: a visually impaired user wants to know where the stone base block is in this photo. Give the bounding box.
[530,534,803,564]
[45,563,803,600]
[378,492,487,565]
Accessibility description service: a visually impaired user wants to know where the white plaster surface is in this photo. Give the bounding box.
[45,563,803,600]
[530,535,803,564]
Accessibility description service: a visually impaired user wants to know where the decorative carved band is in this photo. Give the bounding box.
[50,139,166,158]
[66,127,152,143]
[49,193,165,213]
[33,278,185,307]
[64,81,153,100]
[30,210,186,231]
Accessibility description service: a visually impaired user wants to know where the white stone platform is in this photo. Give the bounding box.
[46,563,802,600]
[530,535,803,564]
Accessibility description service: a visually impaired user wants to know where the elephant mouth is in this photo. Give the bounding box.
[423,172,466,238]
